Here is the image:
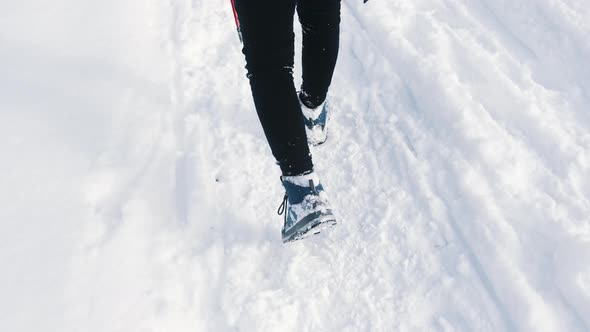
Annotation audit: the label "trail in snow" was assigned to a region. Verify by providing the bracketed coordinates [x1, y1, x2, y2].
[1, 0, 590, 331]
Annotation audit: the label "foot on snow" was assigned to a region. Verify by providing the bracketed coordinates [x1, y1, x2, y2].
[278, 171, 337, 243]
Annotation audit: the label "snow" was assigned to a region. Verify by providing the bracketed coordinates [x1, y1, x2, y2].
[1, 0, 590, 331]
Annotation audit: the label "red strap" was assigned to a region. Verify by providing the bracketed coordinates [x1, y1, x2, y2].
[230, 0, 240, 29]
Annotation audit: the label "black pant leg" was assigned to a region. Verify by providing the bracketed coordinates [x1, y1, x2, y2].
[235, 0, 313, 176]
[297, 0, 341, 108]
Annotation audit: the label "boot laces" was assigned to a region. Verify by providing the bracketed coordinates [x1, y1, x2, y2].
[277, 193, 288, 224]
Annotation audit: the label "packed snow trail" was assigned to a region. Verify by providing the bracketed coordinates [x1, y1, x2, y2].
[1, 0, 590, 331]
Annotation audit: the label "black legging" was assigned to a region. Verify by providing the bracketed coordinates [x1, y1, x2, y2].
[234, 0, 341, 176]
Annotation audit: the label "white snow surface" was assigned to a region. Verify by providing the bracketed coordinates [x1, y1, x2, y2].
[2, 0, 590, 331]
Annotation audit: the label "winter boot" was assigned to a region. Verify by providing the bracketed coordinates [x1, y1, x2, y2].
[299, 94, 330, 146]
[277, 171, 337, 243]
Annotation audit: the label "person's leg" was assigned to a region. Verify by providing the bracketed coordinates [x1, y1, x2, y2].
[234, 0, 313, 176]
[297, 0, 341, 108]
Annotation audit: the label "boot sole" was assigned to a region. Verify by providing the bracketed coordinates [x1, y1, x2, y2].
[282, 215, 337, 243]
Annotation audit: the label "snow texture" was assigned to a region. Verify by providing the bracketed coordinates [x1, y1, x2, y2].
[1, 0, 590, 331]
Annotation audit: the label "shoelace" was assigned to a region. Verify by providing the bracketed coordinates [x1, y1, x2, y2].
[277, 193, 288, 224]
